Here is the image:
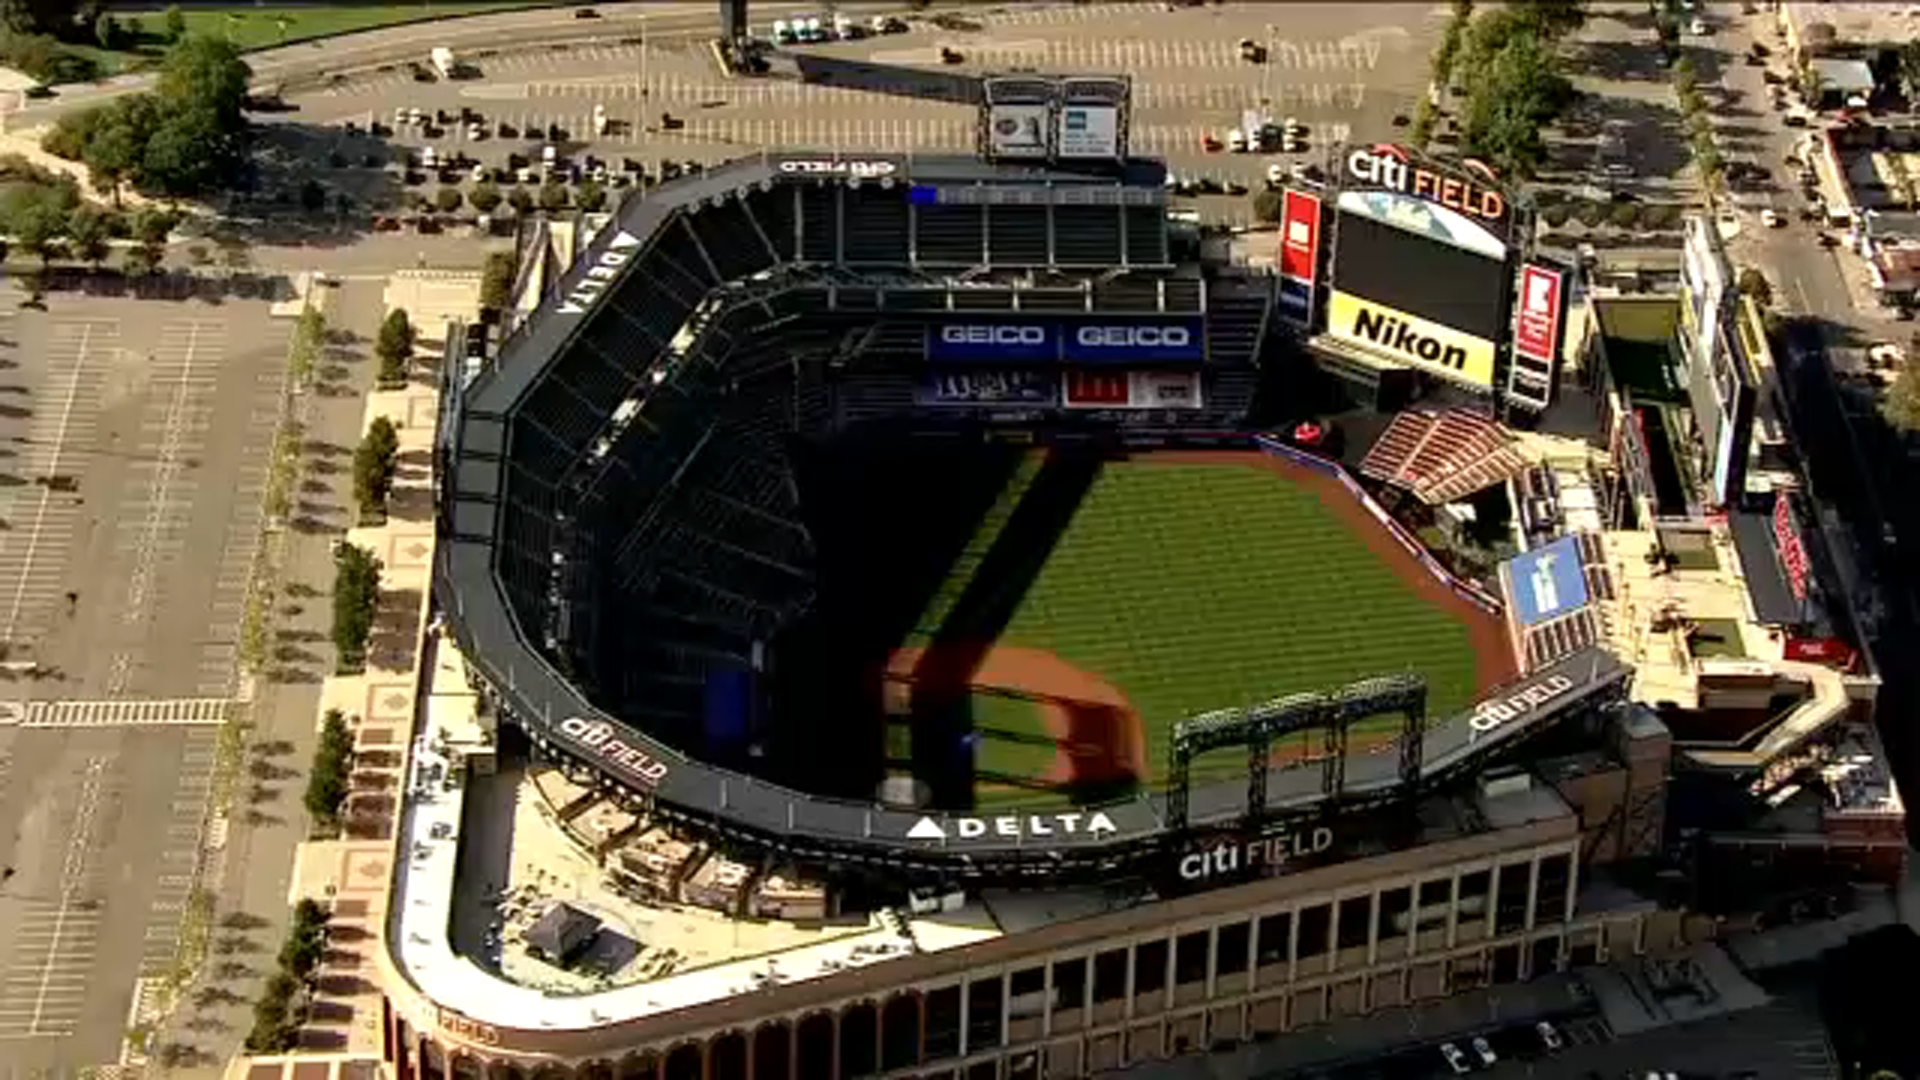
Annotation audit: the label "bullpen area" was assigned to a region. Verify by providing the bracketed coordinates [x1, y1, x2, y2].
[874, 445, 1514, 810]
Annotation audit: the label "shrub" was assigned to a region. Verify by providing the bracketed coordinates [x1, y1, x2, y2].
[1738, 267, 1773, 307]
[1250, 188, 1284, 223]
[1608, 201, 1641, 229]
[1575, 200, 1607, 227]
[469, 181, 502, 214]
[1539, 203, 1570, 228]
[480, 250, 515, 313]
[433, 187, 463, 214]
[350, 416, 400, 520]
[506, 186, 534, 214]
[374, 308, 414, 386]
[302, 710, 354, 835]
[538, 182, 568, 212]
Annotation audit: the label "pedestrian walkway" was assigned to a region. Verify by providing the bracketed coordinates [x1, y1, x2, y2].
[0, 697, 238, 728]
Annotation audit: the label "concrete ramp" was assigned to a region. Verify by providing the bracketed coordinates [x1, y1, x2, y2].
[1685, 660, 1850, 770]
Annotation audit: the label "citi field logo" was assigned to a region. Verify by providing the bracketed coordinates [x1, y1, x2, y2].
[558, 715, 670, 784]
[1350, 305, 1469, 371]
[779, 159, 897, 178]
[1467, 673, 1576, 735]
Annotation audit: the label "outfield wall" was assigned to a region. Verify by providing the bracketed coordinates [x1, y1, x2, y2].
[1254, 435, 1503, 617]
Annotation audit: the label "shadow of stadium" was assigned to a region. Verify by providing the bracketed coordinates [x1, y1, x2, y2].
[907, 448, 1107, 810]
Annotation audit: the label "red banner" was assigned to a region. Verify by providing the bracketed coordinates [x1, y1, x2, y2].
[1514, 263, 1564, 365]
[1063, 370, 1130, 406]
[1279, 189, 1321, 287]
[1785, 636, 1853, 667]
[1774, 493, 1809, 603]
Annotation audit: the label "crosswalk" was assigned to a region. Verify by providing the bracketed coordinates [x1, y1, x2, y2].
[0, 320, 113, 648]
[0, 697, 237, 729]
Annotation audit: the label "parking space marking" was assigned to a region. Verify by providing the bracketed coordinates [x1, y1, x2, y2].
[0, 756, 108, 1040]
[0, 321, 112, 646]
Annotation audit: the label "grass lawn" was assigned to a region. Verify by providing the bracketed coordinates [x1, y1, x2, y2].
[973, 461, 1482, 793]
[72, 4, 548, 75]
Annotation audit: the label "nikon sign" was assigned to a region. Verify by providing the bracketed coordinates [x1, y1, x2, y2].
[1326, 291, 1496, 389]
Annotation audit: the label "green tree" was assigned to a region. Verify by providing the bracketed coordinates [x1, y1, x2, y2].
[159, 35, 251, 125]
[141, 107, 238, 198]
[132, 206, 178, 246]
[351, 416, 401, 515]
[4, 183, 74, 266]
[433, 187, 463, 214]
[66, 204, 109, 267]
[1460, 34, 1565, 179]
[576, 180, 607, 212]
[1410, 95, 1437, 150]
[1510, 0, 1585, 38]
[506, 186, 534, 214]
[1, 0, 69, 36]
[1900, 41, 1920, 105]
[538, 182, 569, 212]
[480, 250, 516, 312]
[124, 241, 162, 277]
[302, 710, 354, 833]
[82, 97, 158, 204]
[375, 308, 415, 378]
[1250, 188, 1284, 224]
[162, 4, 185, 43]
[330, 543, 381, 671]
[1882, 357, 1920, 433]
[1737, 267, 1773, 307]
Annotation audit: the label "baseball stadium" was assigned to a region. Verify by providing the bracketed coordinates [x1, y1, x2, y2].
[385, 67, 1903, 1080]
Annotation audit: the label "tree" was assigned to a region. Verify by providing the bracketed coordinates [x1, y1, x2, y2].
[1900, 41, 1920, 105]
[159, 35, 251, 126]
[302, 710, 354, 833]
[433, 187, 463, 214]
[300, 179, 326, 212]
[1410, 95, 1437, 149]
[330, 543, 381, 671]
[1510, 0, 1585, 38]
[5, 186, 73, 267]
[141, 107, 239, 197]
[576, 180, 607, 212]
[1800, 65, 1826, 108]
[132, 206, 178, 246]
[351, 416, 400, 516]
[1882, 358, 1920, 433]
[66, 204, 109, 267]
[162, 4, 185, 43]
[1737, 267, 1773, 307]
[1250, 188, 1285, 224]
[506, 186, 534, 214]
[124, 241, 162, 277]
[82, 97, 158, 204]
[94, 13, 120, 49]
[469, 181, 502, 214]
[538, 182, 569, 212]
[480, 250, 516, 312]
[375, 308, 415, 379]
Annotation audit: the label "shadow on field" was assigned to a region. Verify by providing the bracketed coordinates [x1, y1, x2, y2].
[909, 448, 1104, 810]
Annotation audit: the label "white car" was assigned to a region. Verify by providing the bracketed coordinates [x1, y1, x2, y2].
[1536, 1020, 1564, 1051]
[1439, 1043, 1470, 1075]
[1762, 207, 1783, 227]
[1470, 1036, 1497, 1067]
[1689, 18, 1709, 35]
[1869, 342, 1905, 368]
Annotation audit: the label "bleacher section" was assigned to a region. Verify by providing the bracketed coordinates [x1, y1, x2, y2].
[1359, 408, 1532, 506]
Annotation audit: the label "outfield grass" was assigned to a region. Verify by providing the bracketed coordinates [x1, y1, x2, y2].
[977, 461, 1481, 794]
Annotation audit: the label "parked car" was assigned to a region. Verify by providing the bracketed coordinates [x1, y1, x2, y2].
[574, 7, 600, 17]
[1439, 1044, 1470, 1075]
[1536, 1020, 1564, 1051]
[1762, 207, 1783, 228]
[1470, 1036, 1497, 1067]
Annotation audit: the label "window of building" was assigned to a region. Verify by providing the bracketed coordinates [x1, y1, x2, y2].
[1415, 878, 1452, 931]
[1008, 967, 1047, 1020]
[967, 977, 1003, 1049]
[1175, 931, 1209, 985]
[1135, 938, 1168, 995]
[925, 988, 962, 1060]
[1458, 869, 1491, 927]
[1092, 948, 1129, 1003]
[1495, 860, 1532, 935]
[1255, 911, 1291, 967]
[1053, 957, 1087, 1010]
[1534, 852, 1572, 924]
[1378, 886, 1412, 941]
[1010, 966, 1044, 998]
[1217, 920, 1251, 975]
[1297, 903, 1331, 960]
[1336, 895, 1373, 951]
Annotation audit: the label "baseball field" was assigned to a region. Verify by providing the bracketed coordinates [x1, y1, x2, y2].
[882, 448, 1514, 809]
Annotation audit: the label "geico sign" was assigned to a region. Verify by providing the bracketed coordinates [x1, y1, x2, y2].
[558, 715, 670, 785]
[1180, 827, 1334, 883]
[1345, 145, 1506, 224]
[941, 325, 1049, 346]
[1074, 326, 1193, 349]
[1468, 673, 1576, 736]
[779, 159, 897, 178]
[557, 230, 644, 316]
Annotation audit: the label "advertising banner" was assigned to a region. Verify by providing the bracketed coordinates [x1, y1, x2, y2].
[1342, 143, 1511, 236]
[915, 370, 1059, 407]
[1514, 264, 1564, 366]
[1060, 319, 1204, 364]
[1774, 492, 1810, 603]
[1325, 290, 1497, 387]
[1505, 534, 1591, 628]
[1336, 188, 1507, 261]
[986, 103, 1052, 159]
[1056, 104, 1120, 158]
[926, 323, 1059, 363]
[1279, 189, 1322, 319]
[1064, 370, 1205, 409]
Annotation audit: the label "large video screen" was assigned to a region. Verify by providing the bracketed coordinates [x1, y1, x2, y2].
[1331, 210, 1509, 343]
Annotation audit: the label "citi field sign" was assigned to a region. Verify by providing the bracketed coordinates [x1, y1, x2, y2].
[1345, 144, 1509, 230]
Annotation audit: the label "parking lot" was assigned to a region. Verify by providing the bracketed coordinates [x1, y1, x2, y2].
[264, 1, 1443, 222]
[0, 724, 223, 1070]
[0, 291, 288, 701]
